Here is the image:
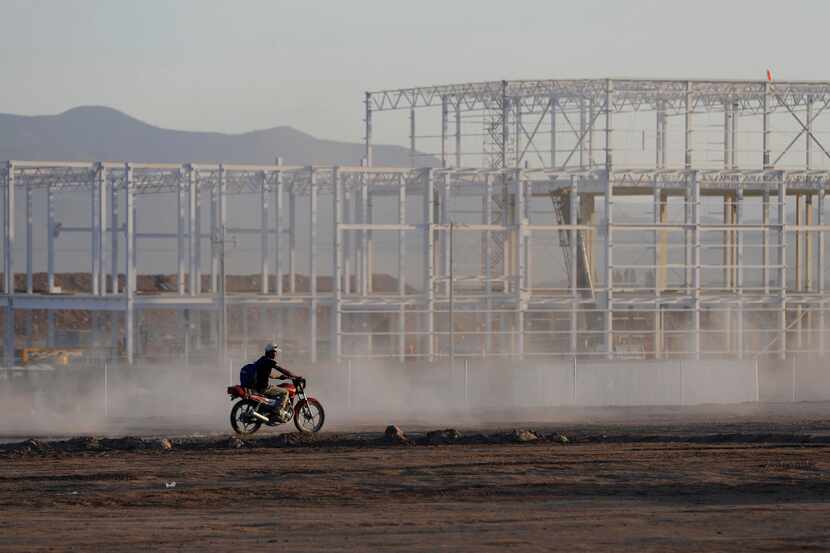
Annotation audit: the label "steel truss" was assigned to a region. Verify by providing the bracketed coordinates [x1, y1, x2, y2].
[1, 78, 829, 365]
[1, 160, 828, 365]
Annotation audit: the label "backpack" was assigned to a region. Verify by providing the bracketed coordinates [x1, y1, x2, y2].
[239, 363, 257, 389]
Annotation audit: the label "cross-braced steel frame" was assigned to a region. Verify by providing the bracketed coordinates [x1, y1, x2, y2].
[2, 78, 830, 366]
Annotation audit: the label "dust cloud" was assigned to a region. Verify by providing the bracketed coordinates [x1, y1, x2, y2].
[3, 321, 830, 439]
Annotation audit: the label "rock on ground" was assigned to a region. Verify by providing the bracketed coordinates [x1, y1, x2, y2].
[426, 428, 462, 445]
[384, 425, 410, 444]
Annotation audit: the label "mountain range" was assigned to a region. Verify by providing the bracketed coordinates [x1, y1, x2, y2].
[0, 105, 422, 166]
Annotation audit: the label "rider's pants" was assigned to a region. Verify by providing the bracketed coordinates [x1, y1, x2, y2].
[264, 385, 289, 411]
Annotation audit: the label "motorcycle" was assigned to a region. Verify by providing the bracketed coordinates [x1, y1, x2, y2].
[226, 377, 325, 435]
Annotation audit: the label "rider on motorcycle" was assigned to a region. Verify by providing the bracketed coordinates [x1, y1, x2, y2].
[253, 343, 298, 414]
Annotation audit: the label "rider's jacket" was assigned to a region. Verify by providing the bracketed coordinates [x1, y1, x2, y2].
[252, 355, 288, 392]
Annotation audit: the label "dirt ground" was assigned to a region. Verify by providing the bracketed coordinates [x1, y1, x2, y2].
[2, 412, 830, 553]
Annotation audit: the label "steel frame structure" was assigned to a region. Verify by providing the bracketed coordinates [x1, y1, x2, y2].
[2, 78, 830, 365]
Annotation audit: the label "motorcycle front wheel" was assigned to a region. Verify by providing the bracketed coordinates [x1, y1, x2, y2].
[230, 399, 263, 435]
[293, 398, 325, 434]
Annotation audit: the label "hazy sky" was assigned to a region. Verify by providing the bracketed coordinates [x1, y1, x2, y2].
[2, 0, 826, 144]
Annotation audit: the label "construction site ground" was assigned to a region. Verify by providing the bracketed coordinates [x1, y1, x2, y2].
[2, 403, 830, 552]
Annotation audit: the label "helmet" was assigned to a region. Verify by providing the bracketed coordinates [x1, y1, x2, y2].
[265, 343, 281, 359]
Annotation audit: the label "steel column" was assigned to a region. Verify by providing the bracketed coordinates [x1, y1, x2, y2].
[807, 96, 813, 170]
[360, 166, 369, 296]
[455, 100, 462, 168]
[684, 82, 693, 168]
[98, 167, 107, 296]
[398, 173, 406, 363]
[424, 169, 435, 361]
[4, 162, 15, 367]
[484, 174, 492, 355]
[91, 165, 100, 295]
[441, 96, 448, 168]
[515, 169, 525, 358]
[441, 174, 451, 297]
[691, 171, 701, 360]
[550, 95, 557, 168]
[731, 101, 739, 169]
[736, 184, 744, 358]
[308, 168, 318, 363]
[260, 171, 270, 294]
[209, 184, 217, 293]
[364, 92, 373, 167]
[778, 175, 787, 359]
[819, 189, 826, 354]
[653, 183, 663, 358]
[274, 157, 283, 296]
[25, 180, 32, 294]
[332, 167, 342, 361]
[569, 176, 578, 356]
[604, 170, 613, 358]
[501, 82, 509, 169]
[763, 189, 770, 295]
[288, 184, 296, 294]
[124, 163, 135, 365]
[110, 178, 118, 294]
[188, 166, 198, 295]
[177, 169, 186, 295]
[47, 184, 55, 293]
[724, 101, 732, 169]
[409, 108, 416, 168]
[217, 165, 227, 362]
[654, 100, 666, 169]
[763, 83, 772, 168]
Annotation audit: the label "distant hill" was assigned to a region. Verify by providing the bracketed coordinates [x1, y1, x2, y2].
[0, 105, 430, 166]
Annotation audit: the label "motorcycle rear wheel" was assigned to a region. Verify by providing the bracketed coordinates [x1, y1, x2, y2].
[294, 398, 325, 434]
[230, 399, 263, 435]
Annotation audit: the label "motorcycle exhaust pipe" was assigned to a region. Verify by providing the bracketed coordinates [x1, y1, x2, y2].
[250, 410, 270, 422]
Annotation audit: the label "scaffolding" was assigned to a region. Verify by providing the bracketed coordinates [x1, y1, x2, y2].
[3, 78, 830, 365]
